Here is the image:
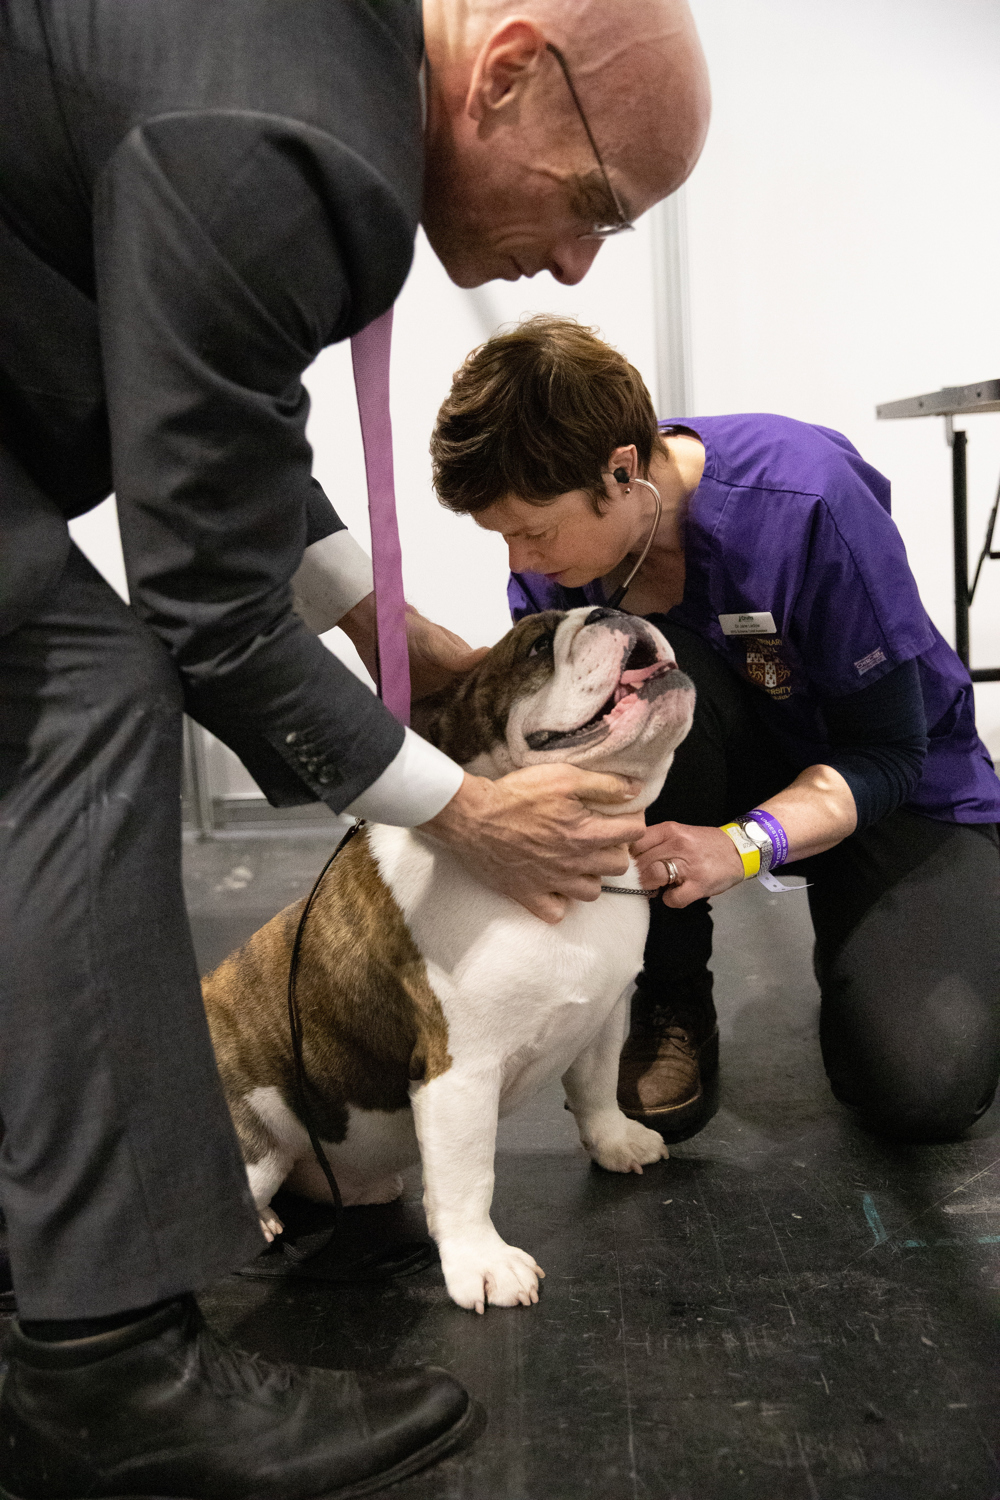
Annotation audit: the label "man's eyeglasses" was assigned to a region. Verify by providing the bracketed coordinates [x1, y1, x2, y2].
[545, 43, 634, 240]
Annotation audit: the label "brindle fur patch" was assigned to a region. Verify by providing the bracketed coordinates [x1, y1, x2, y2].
[202, 828, 452, 1151]
[416, 611, 564, 764]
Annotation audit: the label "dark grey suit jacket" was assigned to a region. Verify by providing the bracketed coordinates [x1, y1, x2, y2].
[0, 0, 425, 805]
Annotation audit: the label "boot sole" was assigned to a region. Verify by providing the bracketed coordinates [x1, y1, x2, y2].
[0, 1394, 480, 1500]
[618, 1028, 721, 1130]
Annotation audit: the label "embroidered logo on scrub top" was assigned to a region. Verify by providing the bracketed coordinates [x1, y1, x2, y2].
[744, 637, 794, 700]
[718, 612, 797, 701]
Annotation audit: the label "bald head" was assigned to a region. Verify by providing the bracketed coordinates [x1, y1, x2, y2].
[421, 0, 710, 287]
[459, 0, 709, 203]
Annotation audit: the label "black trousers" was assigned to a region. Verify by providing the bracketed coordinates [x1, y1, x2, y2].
[0, 543, 262, 1319]
[642, 622, 1000, 1142]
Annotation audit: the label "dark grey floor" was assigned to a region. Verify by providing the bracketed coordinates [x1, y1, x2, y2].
[185, 835, 1000, 1500]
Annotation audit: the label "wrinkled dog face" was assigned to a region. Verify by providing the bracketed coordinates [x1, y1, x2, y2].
[421, 608, 695, 806]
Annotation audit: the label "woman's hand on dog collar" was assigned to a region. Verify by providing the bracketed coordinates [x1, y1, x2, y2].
[419, 767, 647, 924]
[631, 821, 746, 908]
[631, 766, 859, 907]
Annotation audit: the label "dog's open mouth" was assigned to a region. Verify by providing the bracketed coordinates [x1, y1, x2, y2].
[525, 637, 678, 752]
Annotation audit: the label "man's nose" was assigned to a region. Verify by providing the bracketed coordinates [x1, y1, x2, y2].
[548, 236, 602, 286]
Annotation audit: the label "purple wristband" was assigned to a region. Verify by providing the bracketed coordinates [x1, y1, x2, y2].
[747, 808, 788, 868]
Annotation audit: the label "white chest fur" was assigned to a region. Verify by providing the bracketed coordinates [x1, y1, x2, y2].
[366, 824, 650, 1109]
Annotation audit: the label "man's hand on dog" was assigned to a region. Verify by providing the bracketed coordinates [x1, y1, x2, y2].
[420, 766, 646, 923]
[631, 821, 745, 907]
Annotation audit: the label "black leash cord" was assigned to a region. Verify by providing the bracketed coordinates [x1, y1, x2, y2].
[285, 819, 365, 1217]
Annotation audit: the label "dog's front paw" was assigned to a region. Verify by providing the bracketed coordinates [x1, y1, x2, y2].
[439, 1234, 545, 1315]
[582, 1114, 669, 1174]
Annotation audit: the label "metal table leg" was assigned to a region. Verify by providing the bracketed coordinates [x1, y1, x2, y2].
[876, 379, 1000, 682]
[950, 422, 969, 668]
[946, 418, 1000, 682]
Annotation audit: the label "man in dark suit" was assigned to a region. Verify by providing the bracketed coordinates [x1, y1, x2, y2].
[0, 0, 709, 1493]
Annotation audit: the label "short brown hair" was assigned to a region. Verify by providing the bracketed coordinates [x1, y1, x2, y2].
[430, 316, 663, 515]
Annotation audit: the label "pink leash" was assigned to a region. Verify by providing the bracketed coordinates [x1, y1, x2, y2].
[350, 308, 411, 726]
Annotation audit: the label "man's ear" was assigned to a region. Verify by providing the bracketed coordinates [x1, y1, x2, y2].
[466, 18, 548, 121]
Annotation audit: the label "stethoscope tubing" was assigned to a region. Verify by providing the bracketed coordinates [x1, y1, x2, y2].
[606, 476, 662, 610]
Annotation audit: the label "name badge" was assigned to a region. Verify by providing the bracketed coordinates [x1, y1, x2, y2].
[718, 611, 777, 636]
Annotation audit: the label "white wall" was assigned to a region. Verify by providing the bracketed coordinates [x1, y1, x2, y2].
[684, 0, 1000, 751]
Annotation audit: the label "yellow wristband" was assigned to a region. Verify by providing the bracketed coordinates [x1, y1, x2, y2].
[719, 821, 762, 879]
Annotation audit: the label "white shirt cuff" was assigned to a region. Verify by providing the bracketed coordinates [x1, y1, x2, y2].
[344, 728, 465, 827]
[291, 530, 375, 634]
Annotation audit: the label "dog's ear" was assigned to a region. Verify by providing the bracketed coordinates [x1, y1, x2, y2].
[411, 611, 567, 768]
[410, 659, 489, 751]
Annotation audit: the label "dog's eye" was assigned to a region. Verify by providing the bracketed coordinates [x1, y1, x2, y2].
[527, 632, 554, 659]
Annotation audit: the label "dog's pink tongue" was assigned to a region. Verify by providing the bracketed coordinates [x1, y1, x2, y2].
[612, 661, 673, 707]
[620, 662, 672, 687]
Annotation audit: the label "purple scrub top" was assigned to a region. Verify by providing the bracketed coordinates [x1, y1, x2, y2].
[508, 413, 1000, 824]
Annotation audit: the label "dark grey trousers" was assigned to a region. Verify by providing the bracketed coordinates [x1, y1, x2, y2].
[644, 620, 1000, 1142]
[0, 543, 263, 1319]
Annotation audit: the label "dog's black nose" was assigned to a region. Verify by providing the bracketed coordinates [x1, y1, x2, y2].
[584, 607, 621, 626]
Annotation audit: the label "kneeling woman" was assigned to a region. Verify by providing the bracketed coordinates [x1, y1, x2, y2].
[430, 316, 1000, 1143]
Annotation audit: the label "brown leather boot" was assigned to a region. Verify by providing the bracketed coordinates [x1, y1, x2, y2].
[617, 988, 719, 1132]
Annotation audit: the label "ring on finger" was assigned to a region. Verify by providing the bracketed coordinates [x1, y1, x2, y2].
[663, 859, 681, 888]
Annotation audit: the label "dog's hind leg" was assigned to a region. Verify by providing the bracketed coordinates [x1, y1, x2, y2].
[246, 1154, 294, 1242]
[562, 989, 670, 1174]
[411, 1068, 544, 1315]
[231, 1088, 304, 1242]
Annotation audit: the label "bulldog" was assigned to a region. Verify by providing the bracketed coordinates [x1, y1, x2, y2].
[201, 606, 695, 1313]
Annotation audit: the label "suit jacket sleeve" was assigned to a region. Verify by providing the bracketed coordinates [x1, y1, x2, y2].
[93, 110, 417, 807]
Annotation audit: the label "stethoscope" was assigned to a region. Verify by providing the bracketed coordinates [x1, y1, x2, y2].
[605, 467, 663, 610]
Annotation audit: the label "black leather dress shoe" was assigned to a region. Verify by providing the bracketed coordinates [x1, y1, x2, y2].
[0, 1296, 472, 1500]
